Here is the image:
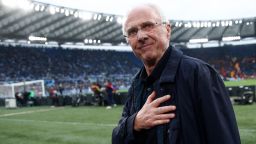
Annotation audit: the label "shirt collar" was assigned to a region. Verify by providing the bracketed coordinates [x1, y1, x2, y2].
[140, 46, 172, 85]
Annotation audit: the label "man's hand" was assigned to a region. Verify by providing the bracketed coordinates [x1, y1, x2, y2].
[134, 91, 176, 131]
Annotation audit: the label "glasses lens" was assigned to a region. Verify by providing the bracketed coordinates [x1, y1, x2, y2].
[125, 21, 161, 38]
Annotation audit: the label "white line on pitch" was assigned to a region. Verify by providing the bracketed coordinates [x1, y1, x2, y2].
[0, 107, 64, 118]
[0, 118, 117, 127]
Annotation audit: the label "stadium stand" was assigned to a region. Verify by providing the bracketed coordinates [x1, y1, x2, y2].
[1, 44, 255, 84]
[182, 44, 256, 80]
[0, 0, 255, 106]
[0, 43, 255, 99]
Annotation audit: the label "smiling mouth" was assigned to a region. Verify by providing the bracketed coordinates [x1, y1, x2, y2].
[139, 44, 152, 49]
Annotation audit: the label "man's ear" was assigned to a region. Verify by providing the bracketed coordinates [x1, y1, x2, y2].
[166, 23, 171, 38]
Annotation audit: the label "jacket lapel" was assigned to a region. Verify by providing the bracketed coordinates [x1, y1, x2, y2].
[159, 47, 183, 84]
[133, 79, 144, 112]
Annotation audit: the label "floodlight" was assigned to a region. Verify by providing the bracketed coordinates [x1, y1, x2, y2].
[65, 10, 69, 16]
[221, 21, 225, 26]
[117, 17, 123, 24]
[79, 12, 92, 20]
[196, 22, 200, 28]
[34, 4, 40, 11]
[222, 36, 241, 41]
[55, 7, 60, 13]
[216, 21, 220, 27]
[97, 15, 102, 20]
[93, 14, 98, 20]
[40, 5, 45, 11]
[207, 22, 211, 27]
[200, 22, 204, 27]
[109, 17, 113, 22]
[229, 21, 233, 26]
[225, 21, 229, 26]
[49, 6, 56, 15]
[184, 22, 192, 28]
[187, 22, 192, 28]
[28, 36, 47, 41]
[60, 8, 65, 13]
[175, 22, 179, 27]
[70, 10, 74, 15]
[189, 38, 208, 43]
[106, 16, 110, 21]
[74, 11, 79, 18]
[192, 22, 197, 27]
[204, 22, 208, 27]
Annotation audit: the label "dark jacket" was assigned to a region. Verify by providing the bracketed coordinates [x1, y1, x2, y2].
[112, 47, 241, 144]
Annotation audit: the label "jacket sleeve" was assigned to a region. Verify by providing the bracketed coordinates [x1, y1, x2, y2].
[196, 63, 241, 144]
[112, 86, 138, 144]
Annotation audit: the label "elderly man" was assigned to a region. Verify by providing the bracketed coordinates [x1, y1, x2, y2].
[112, 3, 241, 144]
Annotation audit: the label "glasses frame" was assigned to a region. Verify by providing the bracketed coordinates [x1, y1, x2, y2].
[123, 21, 166, 39]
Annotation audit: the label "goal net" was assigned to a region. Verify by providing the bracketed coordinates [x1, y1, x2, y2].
[0, 80, 45, 99]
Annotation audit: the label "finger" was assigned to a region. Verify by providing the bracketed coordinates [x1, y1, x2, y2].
[155, 113, 175, 120]
[152, 95, 171, 107]
[152, 119, 170, 126]
[145, 91, 156, 104]
[155, 105, 176, 114]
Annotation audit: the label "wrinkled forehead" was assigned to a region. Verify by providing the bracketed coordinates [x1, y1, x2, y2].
[124, 6, 161, 29]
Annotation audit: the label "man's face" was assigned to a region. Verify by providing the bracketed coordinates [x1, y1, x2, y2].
[124, 6, 171, 65]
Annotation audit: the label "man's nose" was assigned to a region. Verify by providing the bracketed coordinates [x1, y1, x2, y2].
[136, 30, 148, 41]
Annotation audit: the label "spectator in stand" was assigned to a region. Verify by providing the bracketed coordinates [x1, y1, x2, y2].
[0, 44, 254, 84]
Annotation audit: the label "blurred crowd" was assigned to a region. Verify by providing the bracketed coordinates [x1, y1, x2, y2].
[182, 44, 256, 80]
[0, 44, 255, 95]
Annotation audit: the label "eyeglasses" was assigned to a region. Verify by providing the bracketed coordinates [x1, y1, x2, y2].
[124, 21, 166, 39]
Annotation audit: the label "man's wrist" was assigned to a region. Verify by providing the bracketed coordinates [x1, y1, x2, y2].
[134, 113, 142, 131]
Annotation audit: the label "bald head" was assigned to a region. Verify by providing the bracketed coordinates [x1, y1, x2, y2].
[122, 4, 168, 35]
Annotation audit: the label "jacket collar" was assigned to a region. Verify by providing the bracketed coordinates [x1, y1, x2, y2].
[133, 45, 183, 83]
[159, 46, 183, 83]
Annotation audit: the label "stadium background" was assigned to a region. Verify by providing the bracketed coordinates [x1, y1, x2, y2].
[0, 0, 255, 144]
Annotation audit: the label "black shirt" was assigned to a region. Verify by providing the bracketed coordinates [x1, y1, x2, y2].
[135, 47, 172, 144]
[139, 46, 171, 107]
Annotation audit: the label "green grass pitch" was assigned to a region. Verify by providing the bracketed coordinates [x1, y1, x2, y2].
[224, 79, 256, 87]
[116, 79, 256, 93]
[0, 105, 256, 144]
